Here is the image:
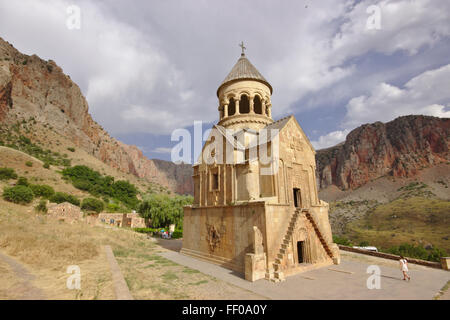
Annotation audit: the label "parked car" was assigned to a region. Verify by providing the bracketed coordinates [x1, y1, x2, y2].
[353, 246, 378, 252]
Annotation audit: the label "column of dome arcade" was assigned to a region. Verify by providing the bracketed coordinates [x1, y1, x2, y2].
[219, 93, 272, 119]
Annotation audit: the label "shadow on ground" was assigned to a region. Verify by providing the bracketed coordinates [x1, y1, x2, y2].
[155, 238, 183, 252]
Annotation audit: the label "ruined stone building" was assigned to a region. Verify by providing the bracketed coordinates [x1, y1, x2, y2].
[181, 48, 340, 282]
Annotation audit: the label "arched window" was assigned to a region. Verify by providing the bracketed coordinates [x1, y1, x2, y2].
[240, 94, 250, 114]
[228, 98, 236, 116]
[254, 95, 262, 114]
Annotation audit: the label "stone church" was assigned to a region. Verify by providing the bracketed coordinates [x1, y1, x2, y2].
[181, 47, 340, 282]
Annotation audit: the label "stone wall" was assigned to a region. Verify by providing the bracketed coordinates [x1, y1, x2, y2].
[182, 202, 266, 273]
[127, 213, 146, 228]
[98, 213, 127, 227]
[339, 245, 443, 269]
[47, 202, 83, 223]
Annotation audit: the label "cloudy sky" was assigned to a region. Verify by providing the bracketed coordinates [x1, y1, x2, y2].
[1, 0, 449, 161]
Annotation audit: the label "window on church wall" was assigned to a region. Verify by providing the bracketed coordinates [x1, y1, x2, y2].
[193, 176, 200, 204]
[254, 95, 262, 114]
[240, 94, 250, 114]
[212, 173, 219, 190]
[228, 98, 236, 116]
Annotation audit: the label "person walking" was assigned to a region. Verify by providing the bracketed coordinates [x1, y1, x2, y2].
[399, 256, 411, 281]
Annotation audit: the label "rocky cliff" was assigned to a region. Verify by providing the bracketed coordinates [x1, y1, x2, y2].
[0, 37, 193, 195]
[316, 115, 450, 190]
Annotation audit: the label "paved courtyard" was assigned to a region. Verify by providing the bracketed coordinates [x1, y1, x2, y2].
[157, 239, 449, 300]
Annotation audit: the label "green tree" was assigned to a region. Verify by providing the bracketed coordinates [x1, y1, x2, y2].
[49, 192, 80, 206]
[387, 243, 447, 262]
[332, 236, 352, 246]
[62, 165, 139, 209]
[17, 177, 29, 186]
[3, 185, 34, 204]
[81, 198, 104, 214]
[139, 194, 193, 229]
[0, 168, 18, 180]
[35, 199, 48, 213]
[30, 184, 55, 198]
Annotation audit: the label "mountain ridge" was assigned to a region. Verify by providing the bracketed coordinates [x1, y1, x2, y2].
[0, 37, 193, 195]
[316, 115, 450, 191]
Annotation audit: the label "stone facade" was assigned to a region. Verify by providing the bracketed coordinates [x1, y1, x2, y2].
[441, 257, 450, 270]
[98, 213, 127, 227]
[45, 202, 146, 229]
[181, 50, 340, 282]
[97, 213, 146, 228]
[47, 202, 83, 223]
[126, 213, 146, 228]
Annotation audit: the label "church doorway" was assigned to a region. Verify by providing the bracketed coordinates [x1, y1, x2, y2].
[297, 241, 304, 263]
[293, 188, 301, 208]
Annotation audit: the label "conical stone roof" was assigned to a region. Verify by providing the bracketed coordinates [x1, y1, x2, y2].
[217, 53, 272, 96]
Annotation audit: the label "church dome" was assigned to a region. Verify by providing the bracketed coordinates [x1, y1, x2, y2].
[217, 53, 273, 97]
[216, 45, 274, 130]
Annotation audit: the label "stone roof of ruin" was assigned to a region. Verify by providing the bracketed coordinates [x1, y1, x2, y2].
[217, 53, 273, 96]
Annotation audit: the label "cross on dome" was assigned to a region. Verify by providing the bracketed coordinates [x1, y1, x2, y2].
[239, 41, 246, 56]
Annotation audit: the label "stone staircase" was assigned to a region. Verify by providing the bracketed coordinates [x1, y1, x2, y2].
[270, 209, 302, 282]
[304, 210, 334, 259]
[268, 208, 334, 282]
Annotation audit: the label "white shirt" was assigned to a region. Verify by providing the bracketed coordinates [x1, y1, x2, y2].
[399, 259, 408, 272]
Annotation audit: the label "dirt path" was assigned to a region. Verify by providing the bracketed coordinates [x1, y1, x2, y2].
[0, 251, 46, 300]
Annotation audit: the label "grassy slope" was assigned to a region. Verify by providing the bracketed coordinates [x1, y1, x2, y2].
[331, 181, 450, 254]
[0, 124, 259, 299]
[0, 146, 89, 197]
[0, 119, 167, 195]
[344, 197, 450, 253]
[0, 198, 261, 300]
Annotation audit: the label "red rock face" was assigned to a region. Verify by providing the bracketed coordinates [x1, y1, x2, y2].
[0, 80, 12, 122]
[316, 116, 450, 190]
[0, 37, 193, 195]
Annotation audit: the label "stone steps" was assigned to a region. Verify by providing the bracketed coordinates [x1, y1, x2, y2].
[270, 209, 302, 281]
[305, 212, 333, 258]
[268, 209, 335, 281]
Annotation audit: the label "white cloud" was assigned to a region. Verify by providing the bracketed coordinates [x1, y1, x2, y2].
[312, 63, 450, 149]
[152, 147, 172, 154]
[311, 129, 350, 150]
[331, 0, 450, 58]
[343, 63, 450, 128]
[0, 0, 197, 135]
[0, 0, 449, 140]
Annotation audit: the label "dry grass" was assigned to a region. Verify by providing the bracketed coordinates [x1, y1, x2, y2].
[0, 201, 98, 268]
[0, 122, 157, 192]
[0, 198, 140, 299]
[115, 249, 264, 300]
[0, 199, 262, 300]
[0, 147, 88, 197]
[433, 280, 450, 300]
[0, 260, 23, 299]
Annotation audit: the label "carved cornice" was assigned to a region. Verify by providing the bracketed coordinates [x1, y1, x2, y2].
[218, 114, 273, 127]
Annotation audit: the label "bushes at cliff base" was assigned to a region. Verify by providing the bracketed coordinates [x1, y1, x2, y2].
[3, 185, 34, 204]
